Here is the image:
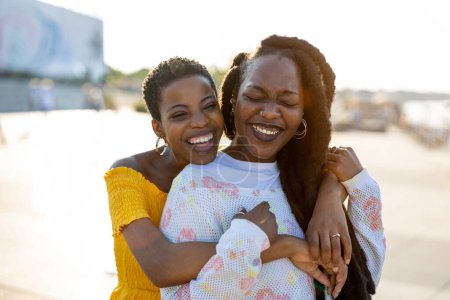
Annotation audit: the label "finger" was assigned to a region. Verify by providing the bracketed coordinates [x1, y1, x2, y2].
[252, 201, 270, 213]
[327, 272, 336, 296]
[332, 263, 348, 298]
[340, 229, 352, 265]
[319, 232, 332, 266]
[259, 201, 271, 209]
[346, 146, 355, 155]
[326, 153, 342, 162]
[310, 267, 331, 288]
[307, 231, 320, 263]
[330, 235, 342, 271]
[325, 161, 338, 175]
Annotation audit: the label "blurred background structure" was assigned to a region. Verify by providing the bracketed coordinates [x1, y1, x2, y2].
[0, 0, 449, 299]
[0, 0, 104, 112]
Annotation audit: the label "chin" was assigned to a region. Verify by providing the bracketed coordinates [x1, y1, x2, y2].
[191, 151, 218, 165]
[250, 149, 277, 162]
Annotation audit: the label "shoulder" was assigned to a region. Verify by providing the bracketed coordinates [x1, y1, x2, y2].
[110, 150, 158, 173]
[110, 156, 141, 172]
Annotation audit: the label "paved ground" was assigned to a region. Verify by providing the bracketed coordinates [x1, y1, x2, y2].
[0, 110, 449, 299]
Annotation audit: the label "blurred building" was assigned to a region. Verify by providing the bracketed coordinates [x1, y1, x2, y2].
[0, 0, 105, 112]
[400, 99, 450, 148]
[331, 90, 397, 133]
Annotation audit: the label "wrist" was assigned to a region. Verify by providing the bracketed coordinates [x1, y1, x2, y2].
[318, 173, 347, 204]
[272, 235, 297, 258]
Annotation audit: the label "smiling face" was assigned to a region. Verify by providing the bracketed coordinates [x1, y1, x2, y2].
[153, 75, 224, 165]
[231, 54, 304, 162]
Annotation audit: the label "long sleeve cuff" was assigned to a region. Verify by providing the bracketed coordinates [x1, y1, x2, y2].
[341, 168, 372, 193]
[221, 218, 270, 252]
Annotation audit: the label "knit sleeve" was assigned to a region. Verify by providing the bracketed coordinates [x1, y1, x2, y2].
[105, 167, 153, 236]
[342, 169, 386, 286]
[159, 171, 270, 299]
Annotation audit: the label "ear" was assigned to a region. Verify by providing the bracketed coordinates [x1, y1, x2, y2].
[151, 119, 165, 139]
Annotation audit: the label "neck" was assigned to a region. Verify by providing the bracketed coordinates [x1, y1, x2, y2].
[224, 137, 276, 163]
[161, 148, 188, 178]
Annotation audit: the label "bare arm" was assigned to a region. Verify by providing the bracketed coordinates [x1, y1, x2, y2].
[122, 218, 215, 288]
[306, 170, 351, 267]
[123, 218, 302, 288]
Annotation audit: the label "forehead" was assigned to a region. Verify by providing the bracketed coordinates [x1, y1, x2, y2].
[160, 75, 214, 104]
[242, 55, 300, 90]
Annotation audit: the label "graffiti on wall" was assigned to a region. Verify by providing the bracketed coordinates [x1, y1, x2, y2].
[0, 0, 104, 83]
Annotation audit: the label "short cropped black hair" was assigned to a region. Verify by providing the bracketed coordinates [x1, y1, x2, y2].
[142, 57, 217, 121]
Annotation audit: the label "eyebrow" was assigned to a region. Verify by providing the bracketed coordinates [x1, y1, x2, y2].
[166, 94, 216, 113]
[247, 84, 299, 96]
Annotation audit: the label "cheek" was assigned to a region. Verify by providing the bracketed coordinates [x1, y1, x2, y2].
[286, 109, 303, 131]
[162, 124, 184, 147]
[211, 110, 224, 127]
[234, 101, 258, 125]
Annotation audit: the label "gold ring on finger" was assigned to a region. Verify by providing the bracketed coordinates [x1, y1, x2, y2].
[330, 233, 341, 239]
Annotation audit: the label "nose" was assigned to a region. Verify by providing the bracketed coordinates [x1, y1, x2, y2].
[260, 103, 280, 119]
[190, 110, 209, 128]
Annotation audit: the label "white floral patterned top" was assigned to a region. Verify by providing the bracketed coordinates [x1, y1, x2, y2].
[160, 152, 385, 299]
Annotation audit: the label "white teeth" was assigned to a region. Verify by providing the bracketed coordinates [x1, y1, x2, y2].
[188, 133, 213, 144]
[252, 125, 279, 135]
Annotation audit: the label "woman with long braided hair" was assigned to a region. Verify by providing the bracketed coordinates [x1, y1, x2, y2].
[160, 35, 385, 299]
[106, 56, 355, 299]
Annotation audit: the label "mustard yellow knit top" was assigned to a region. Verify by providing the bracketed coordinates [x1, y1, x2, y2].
[105, 167, 167, 300]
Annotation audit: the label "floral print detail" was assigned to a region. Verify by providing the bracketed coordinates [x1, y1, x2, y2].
[198, 282, 212, 293]
[252, 258, 262, 267]
[279, 219, 297, 235]
[189, 180, 197, 189]
[160, 208, 171, 229]
[181, 186, 187, 193]
[252, 189, 261, 197]
[285, 271, 298, 286]
[306, 275, 315, 295]
[363, 196, 383, 231]
[187, 195, 195, 207]
[240, 277, 256, 290]
[202, 256, 224, 273]
[177, 228, 197, 242]
[256, 288, 290, 300]
[176, 284, 191, 300]
[202, 176, 239, 198]
[228, 250, 246, 260]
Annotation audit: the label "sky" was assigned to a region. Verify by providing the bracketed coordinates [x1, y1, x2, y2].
[41, 0, 450, 93]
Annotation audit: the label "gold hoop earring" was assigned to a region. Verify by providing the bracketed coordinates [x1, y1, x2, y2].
[294, 119, 307, 139]
[155, 137, 168, 155]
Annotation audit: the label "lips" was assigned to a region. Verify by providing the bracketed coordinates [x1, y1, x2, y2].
[250, 123, 283, 142]
[186, 132, 216, 153]
[187, 132, 213, 144]
[252, 124, 280, 135]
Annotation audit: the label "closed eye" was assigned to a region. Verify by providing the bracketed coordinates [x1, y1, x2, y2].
[170, 112, 187, 120]
[281, 101, 298, 107]
[245, 95, 264, 102]
[204, 102, 218, 110]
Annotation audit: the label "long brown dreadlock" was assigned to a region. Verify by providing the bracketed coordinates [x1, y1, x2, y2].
[219, 35, 375, 300]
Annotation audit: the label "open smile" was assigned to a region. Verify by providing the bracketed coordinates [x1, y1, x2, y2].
[186, 132, 216, 153]
[250, 123, 283, 141]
